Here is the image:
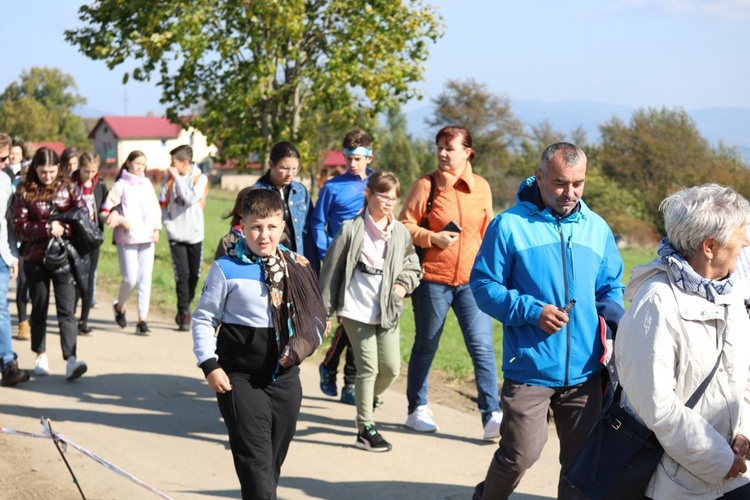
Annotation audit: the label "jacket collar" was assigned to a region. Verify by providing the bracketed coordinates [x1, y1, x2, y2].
[516, 176, 584, 222]
[434, 162, 476, 192]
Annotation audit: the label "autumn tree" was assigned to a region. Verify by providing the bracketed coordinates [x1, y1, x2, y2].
[0, 67, 89, 148]
[427, 78, 524, 205]
[598, 107, 750, 233]
[65, 0, 443, 164]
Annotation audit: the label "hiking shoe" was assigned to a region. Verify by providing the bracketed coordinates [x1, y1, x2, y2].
[65, 356, 87, 381]
[406, 405, 439, 432]
[135, 321, 151, 336]
[356, 423, 392, 452]
[78, 321, 93, 336]
[113, 302, 127, 328]
[341, 385, 355, 405]
[483, 411, 503, 440]
[319, 363, 338, 397]
[16, 320, 30, 340]
[1, 360, 30, 387]
[177, 312, 191, 331]
[34, 353, 49, 376]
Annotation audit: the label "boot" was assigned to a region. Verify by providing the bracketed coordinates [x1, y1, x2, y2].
[178, 312, 191, 332]
[16, 320, 30, 341]
[1, 360, 30, 387]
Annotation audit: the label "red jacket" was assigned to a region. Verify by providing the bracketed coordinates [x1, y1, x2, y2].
[12, 182, 82, 262]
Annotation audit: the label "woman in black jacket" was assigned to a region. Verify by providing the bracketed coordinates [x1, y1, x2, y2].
[12, 147, 88, 380]
[70, 152, 108, 335]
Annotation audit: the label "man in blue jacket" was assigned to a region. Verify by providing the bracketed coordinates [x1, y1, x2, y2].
[470, 142, 625, 500]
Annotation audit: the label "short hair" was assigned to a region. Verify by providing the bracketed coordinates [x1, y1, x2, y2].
[435, 126, 475, 160]
[539, 142, 586, 172]
[11, 140, 28, 159]
[170, 144, 193, 163]
[223, 186, 255, 226]
[242, 188, 284, 219]
[269, 141, 300, 165]
[60, 147, 80, 169]
[79, 152, 101, 169]
[660, 183, 750, 259]
[343, 130, 373, 151]
[367, 170, 401, 199]
[0, 133, 11, 151]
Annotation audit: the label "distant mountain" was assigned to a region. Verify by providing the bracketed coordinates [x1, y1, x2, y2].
[405, 100, 750, 163]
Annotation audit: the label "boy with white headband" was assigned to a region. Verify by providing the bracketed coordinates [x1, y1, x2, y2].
[311, 129, 375, 405]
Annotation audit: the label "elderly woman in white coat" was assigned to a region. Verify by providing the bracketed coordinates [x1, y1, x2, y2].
[616, 184, 750, 500]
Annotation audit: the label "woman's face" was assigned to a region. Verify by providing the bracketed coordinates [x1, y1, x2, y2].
[128, 155, 147, 176]
[707, 224, 750, 279]
[65, 156, 79, 174]
[36, 164, 60, 186]
[436, 136, 471, 174]
[269, 157, 299, 188]
[9, 146, 23, 165]
[78, 163, 99, 184]
[366, 187, 398, 220]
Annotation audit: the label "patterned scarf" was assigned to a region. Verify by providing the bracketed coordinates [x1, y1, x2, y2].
[231, 238, 325, 367]
[657, 237, 733, 303]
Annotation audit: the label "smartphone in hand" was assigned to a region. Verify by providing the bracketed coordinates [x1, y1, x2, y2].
[441, 220, 463, 233]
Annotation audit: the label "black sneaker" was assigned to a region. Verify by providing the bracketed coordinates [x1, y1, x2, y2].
[356, 423, 392, 452]
[1, 360, 31, 387]
[113, 302, 127, 328]
[78, 321, 93, 336]
[135, 321, 151, 336]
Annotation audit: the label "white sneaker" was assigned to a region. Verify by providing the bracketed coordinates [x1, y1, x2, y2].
[406, 405, 439, 432]
[483, 411, 503, 440]
[65, 356, 87, 381]
[34, 353, 49, 376]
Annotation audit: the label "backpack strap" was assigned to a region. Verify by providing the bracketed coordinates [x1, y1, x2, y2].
[419, 173, 436, 229]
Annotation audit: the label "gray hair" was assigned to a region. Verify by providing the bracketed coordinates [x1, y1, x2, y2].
[660, 183, 750, 259]
[539, 142, 586, 172]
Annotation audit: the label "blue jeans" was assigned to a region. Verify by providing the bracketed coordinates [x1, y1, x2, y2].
[407, 280, 500, 423]
[0, 262, 15, 367]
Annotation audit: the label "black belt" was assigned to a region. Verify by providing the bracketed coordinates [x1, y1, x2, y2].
[356, 261, 383, 275]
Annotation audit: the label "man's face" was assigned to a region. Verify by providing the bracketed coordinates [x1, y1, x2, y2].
[9, 146, 23, 165]
[535, 154, 586, 217]
[0, 146, 9, 168]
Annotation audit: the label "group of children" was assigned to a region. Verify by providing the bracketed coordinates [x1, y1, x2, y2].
[191, 129, 424, 498]
[3, 143, 208, 380]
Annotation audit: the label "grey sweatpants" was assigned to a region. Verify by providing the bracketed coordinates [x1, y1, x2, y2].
[473, 373, 603, 500]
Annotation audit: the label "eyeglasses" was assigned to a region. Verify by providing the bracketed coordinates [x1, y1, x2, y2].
[374, 192, 399, 204]
[277, 166, 299, 173]
[0, 156, 8, 163]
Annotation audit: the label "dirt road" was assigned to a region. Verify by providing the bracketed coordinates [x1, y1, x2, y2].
[0, 288, 560, 499]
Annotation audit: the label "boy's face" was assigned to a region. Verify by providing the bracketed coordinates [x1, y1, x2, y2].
[345, 154, 373, 179]
[9, 146, 23, 165]
[170, 156, 192, 175]
[242, 211, 285, 257]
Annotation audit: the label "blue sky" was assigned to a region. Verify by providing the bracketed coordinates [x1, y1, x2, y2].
[3, 0, 749, 116]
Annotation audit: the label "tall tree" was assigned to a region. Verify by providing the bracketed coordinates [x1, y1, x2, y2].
[598, 107, 750, 233]
[427, 78, 524, 205]
[65, 0, 443, 164]
[0, 67, 89, 148]
[376, 107, 426, 190]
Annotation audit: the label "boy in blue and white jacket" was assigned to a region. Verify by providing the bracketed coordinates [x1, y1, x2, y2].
[192, 189, 325, 499]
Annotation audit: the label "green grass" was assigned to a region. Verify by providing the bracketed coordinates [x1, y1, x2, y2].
[96, 186, 657, 382]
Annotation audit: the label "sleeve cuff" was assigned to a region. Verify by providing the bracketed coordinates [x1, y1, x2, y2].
[199, 358, 221, 377]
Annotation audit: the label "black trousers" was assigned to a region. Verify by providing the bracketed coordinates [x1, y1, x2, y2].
[15, 256, 28, 322]
[169, 240, 202, 314]
[217, 368, 302, 500]
[321, 324, 356, 387]
[76, 247, 99, 325]
[25, 260, 78, 359]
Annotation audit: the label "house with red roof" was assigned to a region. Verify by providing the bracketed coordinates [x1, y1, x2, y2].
[88, 116, 217, 170]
